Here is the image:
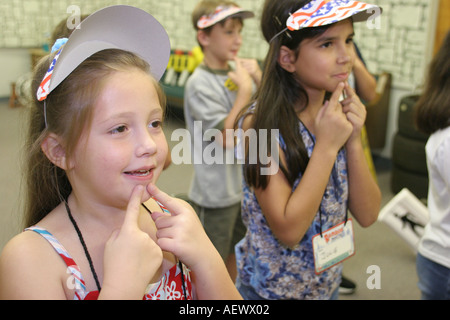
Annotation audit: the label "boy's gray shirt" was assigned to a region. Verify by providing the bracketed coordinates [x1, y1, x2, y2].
[183, 65, 243, 208]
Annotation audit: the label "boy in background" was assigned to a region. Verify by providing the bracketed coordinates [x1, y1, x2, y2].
[184, 0, 261, 280]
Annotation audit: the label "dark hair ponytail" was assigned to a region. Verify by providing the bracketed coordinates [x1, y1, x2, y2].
[415, 31, 450, 135]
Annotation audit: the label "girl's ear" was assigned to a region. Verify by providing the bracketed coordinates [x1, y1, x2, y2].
[278, 45, 296, 73]
[41, 134, 70, 170]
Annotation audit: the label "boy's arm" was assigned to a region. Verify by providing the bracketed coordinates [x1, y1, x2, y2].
[240, 58, 262, 88]
[220, 58, 254, 148]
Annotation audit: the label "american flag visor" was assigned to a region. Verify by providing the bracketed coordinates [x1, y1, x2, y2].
[286, 0, 381, 31]
[36, 5, 170, 102]
[37, 47, 63, 102]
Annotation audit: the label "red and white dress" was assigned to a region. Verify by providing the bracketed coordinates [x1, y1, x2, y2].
[24, 225, 193, 300]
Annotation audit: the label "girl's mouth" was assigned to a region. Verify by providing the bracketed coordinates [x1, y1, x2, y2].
[124, 169, 151, 177]
[334, 73, 349, 81]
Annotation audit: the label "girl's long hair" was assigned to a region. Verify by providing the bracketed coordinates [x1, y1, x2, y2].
[25, 49, 166, 228]
[241, 0, 330, 189]
[415, 30, 450, 135]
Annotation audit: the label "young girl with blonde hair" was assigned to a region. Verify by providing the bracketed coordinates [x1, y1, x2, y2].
[0, 6, 240, 300]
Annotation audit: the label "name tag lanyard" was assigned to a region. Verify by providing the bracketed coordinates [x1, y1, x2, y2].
[301, 122, 356, 274]
[301, 122, 349, 236]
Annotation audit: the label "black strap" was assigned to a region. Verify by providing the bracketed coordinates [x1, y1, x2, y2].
[299, 120, 348, 237]
[64, 200, 102, 291]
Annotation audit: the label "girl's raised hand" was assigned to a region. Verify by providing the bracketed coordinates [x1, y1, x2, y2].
[340, 82, 367, 143]
[315, 82, 353, 153]
[147, 183, 218, 272]
[147, 184, 242, 300]
[102, 185, 163, 299]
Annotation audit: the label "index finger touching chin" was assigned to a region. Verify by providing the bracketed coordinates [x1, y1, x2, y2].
[146, 183, 182, 216]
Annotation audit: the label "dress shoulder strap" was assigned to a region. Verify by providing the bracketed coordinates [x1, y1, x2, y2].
[24, 226, 88, 299]
[25, 226, 78, 268]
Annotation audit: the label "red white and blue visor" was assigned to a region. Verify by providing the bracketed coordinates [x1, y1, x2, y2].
[37, 5, 170, 102]
[287, 0, 381, 31]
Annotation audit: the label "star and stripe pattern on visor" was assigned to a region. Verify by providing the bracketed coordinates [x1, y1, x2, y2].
[25, 226, 89, 300]
[36, 47, 63, 102]
[287, 0, 378, 31]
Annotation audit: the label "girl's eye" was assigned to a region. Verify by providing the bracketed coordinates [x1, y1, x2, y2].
[149, 120, 162, 129]
[110, 125, 128, 134]
[321, 41, 332, 48]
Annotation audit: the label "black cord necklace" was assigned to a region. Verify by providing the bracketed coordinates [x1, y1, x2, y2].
[64, 200, 102, 291]
[299, 120, 349, 238]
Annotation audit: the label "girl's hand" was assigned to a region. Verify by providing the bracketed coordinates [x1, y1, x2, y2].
[148, 184, 242, 300]
[147, 184, 218, 272]
[315, 82, 353, 153]
[102, 185, 163, 299]
[341, 82, 367, 143]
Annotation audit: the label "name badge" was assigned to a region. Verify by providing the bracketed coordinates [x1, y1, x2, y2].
[312, 219, 355, 274]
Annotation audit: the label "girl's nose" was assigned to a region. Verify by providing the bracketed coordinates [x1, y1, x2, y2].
[337, 52, 351, 64]
[337, 44, 353, 65]
[136, 131, 157, 157]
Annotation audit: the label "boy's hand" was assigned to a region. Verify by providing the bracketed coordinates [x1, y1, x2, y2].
[228, 57, 253, 93]
[239, 58, 262, 86]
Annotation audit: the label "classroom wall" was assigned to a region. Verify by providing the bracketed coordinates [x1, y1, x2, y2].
[0, 0, 440, 157]
[0, 0, 266, 95]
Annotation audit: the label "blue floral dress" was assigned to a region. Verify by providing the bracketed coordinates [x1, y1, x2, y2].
[235, 121, 349, 300]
